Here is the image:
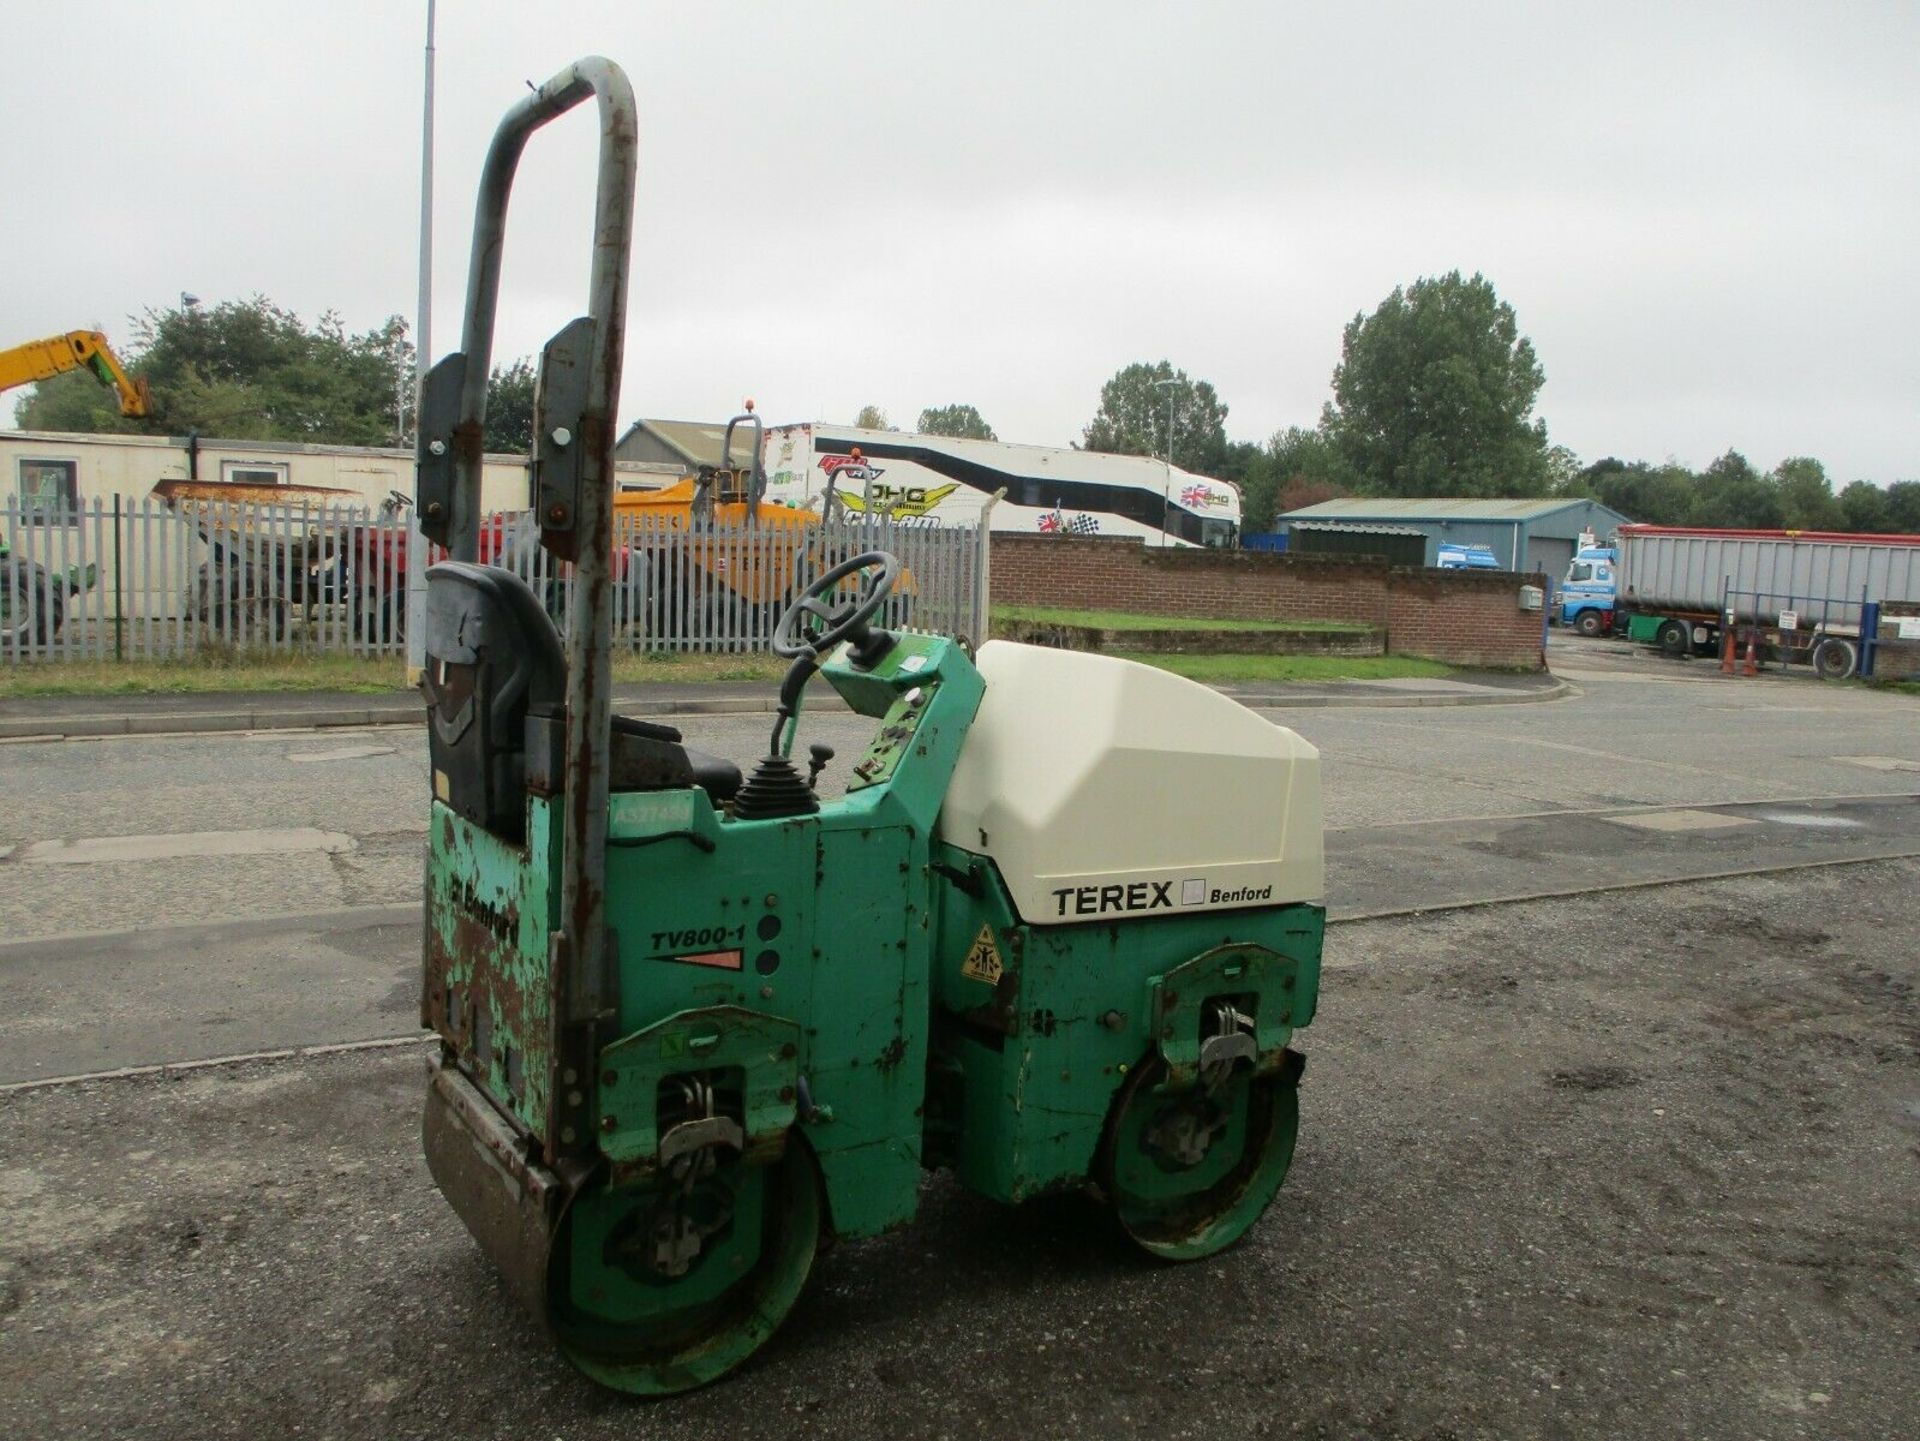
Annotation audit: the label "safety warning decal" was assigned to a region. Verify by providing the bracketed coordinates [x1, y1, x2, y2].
[958, 924, 1004, 985]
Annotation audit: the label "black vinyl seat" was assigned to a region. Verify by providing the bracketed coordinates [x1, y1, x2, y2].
[424, 563, 742, 840]
[612, 714, 742, 802]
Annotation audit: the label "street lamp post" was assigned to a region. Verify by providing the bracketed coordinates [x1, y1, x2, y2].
[405, 0, 436, 682]
[1154, 377, 1180, 548]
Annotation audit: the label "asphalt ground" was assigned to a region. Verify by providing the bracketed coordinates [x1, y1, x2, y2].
[1, 860, 1914, 1441]
[1, 639, 1916, 1437]
[5, 790, 1919, 1086]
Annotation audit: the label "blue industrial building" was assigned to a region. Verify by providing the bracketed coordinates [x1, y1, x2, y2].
[1273, 497, 1632, 577]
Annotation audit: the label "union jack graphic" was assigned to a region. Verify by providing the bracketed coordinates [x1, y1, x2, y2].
[1038, 509, 1099, 535]
[1180, 483, 1217, 509]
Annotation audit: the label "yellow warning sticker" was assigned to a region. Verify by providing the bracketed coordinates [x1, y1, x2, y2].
[959, 924, 1004, 985]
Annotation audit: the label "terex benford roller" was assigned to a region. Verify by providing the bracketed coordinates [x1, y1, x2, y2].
[416, 56, 1326, 1395]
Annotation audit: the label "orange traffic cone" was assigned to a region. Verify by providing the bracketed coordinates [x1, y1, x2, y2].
[1720, 628, 1736, 675]
[1741, 628, 1759, 677]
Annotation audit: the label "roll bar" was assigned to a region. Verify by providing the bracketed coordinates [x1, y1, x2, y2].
[694, 403, 768, 521]
[415, 56, 637, 1036]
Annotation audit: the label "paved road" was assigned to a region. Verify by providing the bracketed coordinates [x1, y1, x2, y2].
[2, 859, 1913, 1441]
[2, 647, 1916, 1438]
[2, 652, 1917, 1082]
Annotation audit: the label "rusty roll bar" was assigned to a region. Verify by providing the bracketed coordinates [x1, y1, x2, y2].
[444, 56, 637, 1044]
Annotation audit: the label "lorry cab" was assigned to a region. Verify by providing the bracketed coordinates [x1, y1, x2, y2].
[1558, 545, 1618, 636]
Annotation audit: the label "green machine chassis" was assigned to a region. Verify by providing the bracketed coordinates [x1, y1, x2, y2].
[416, 56, 1324, 1396]
[425, 629, 1323, 1389]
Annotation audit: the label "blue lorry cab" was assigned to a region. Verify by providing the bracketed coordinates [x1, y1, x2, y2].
[1558, 546, 1618, 632]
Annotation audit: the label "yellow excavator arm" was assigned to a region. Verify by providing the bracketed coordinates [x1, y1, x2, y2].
[0, 330, 153, 418]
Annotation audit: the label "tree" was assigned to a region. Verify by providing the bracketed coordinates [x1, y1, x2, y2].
[1567, 457, 1694, 526]
[1252, 426, 1343, 528]
[1883, 481, 1920, 532]
[1321, 271, 1551, 497]
[1837, 480, 1891, 533]
[1080, 361, 1230, 474]
[916, 404, 995, 441]
[1768, 456, 1839, 531]
[853, 405, 894, 431]
[483, 358, 536, 453]
[1689, 450, 1781, 528]
[12, 295, 412, 446]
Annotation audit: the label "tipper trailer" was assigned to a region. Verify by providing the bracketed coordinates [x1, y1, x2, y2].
[1563, 524, 1920, 678]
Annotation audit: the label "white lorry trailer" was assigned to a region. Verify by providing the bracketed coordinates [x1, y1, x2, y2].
[761, 422, 1242, 547]
[1610, 523, 1920, 677]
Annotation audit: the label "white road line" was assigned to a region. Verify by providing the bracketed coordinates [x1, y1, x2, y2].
[0, 1033, 432, 1095]
[9, 848, 1920, 1092]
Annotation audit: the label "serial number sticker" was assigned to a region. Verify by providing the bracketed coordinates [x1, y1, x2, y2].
[610, 790, 698, 832]
[899, 653, 929, 673]
[959, 924, 1003, 985]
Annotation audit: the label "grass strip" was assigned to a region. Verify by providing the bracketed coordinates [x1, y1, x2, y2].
[1110, 651, 1458, 684]
[1, 648, 787, 697]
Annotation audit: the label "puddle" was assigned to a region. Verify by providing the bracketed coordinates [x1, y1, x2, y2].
[1752, 811, 1866, 830]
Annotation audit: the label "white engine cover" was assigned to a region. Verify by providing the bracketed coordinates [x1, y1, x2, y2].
[937, 641, 1323, 926]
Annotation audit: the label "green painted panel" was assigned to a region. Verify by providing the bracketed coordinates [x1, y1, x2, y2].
[928, 843, 1324, 1204]
[598, 1006, 801, 1173]
[424, 798, 562, 1138]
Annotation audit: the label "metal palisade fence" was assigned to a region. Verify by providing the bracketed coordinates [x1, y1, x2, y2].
[0, 497, 988, 663]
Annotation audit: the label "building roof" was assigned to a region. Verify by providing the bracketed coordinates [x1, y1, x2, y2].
[616, 417, 760, 469]
[1279, 497, 1619, 523]
[1287, 520, 1427, 537]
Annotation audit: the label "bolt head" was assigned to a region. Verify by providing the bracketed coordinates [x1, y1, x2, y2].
[428, 439, 447, 456]
[550, 426, 572, 448]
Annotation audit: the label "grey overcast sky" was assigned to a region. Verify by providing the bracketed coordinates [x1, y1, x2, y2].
[3, 2, 1914, 482]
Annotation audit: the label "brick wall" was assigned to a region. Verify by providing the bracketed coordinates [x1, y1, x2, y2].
[990, 536, 1546, 669]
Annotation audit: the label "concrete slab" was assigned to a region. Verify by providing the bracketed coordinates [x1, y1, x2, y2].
[15, 827, 355, 865]
[283, 743, 398, 763]
[1602, 808, 1757, 833]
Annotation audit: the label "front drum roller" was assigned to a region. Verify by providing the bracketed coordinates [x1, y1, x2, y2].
[547, 1136, 824, 1395]
[1098, 1049, 1303, 1262]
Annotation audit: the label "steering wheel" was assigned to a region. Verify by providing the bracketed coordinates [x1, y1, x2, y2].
[772, 551, 901, 659]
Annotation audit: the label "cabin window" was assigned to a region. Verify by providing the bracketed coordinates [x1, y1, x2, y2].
[15, 458, 78, 517]
[219, 460, 289, 487]
[1567, 561, 1594, 583]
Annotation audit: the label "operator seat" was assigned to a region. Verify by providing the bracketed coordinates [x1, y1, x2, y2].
[423, 562, 740, 842]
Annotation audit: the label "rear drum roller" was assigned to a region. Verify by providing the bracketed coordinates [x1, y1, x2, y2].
[1098, 1052, 1301, 1262]
[548, 1136, 823, 1395]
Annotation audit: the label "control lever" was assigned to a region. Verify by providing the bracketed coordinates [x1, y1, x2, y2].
[806, 743, 835, 791]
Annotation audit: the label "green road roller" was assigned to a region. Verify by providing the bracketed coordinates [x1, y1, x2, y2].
[417, 56, 1326, 1395]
